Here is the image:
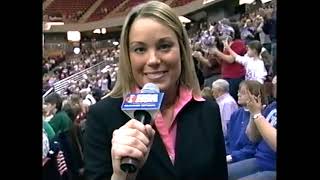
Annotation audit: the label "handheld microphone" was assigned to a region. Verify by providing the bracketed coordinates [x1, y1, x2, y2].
[120, 83, 164, 173]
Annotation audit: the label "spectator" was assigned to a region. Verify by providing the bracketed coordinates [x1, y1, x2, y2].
[80, 88, 96, 106]
[91, 87, 103, 102]
[271, 57, 276, 76]
[48, 75, 58, 87]
[43, 103, 53, 121]
[228, 76, 277, 180]
[212, 23, 246, 102]
[69, 94, 87, 129]
[43, 130, 50, 161]
[225, 80, 267, 165]
[43, 120, 56, 141]
[60, 102, 85, 180]
[100, 73, 111, 95]
[260, 47, 273, 74]
[241, 19, 255, 44]
[201, 87, 214, 101]
[192, 57, 205, 89]
[255, 15, 271, 53]
[104, 7, 108, 14]
[262, 7, 276, 58]
[84, 1, 228, 180]
[43, 140, 70, 180]
[193, 37, 222, 88]
[223, 40, 267, 84]
[44, 93, 73, 135]
[262, 7, 277, 77]
[191, 42, 205, 88]
[211, 79, 238, 137]
[219, 19, 234, 38]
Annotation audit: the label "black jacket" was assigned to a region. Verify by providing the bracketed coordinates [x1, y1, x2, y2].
[84, 96, 227, 180]
[58, 129, 85, 180]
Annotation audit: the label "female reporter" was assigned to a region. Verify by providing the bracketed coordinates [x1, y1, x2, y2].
[84, 1, 227, 180]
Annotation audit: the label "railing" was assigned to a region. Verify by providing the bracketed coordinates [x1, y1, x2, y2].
[44, 40, 116, 52]
[93, 39, 117, 49]
[43, 87, 54, 99]
[44, 42, 73, 52]
[50, 59, 116, 95]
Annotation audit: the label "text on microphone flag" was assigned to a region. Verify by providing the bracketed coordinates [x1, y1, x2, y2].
[126, 93, 159, 103]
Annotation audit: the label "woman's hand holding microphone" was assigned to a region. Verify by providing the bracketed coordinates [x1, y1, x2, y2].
[111, 119, 155, 180]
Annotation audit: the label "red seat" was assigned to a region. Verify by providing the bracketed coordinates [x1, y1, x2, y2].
[45, 0, 96, 21]
[86, 0, 125, 22]
[170, 0, 196, 7]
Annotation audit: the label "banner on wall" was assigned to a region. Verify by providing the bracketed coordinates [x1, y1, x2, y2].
[47, 12, 63, 22]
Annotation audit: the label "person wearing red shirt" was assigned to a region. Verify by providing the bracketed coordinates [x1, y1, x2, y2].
[213, 24, 246, 102]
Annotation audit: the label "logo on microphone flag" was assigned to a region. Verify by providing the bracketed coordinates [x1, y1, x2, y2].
[121, 92, 164, 120]
[122, 93, 164, 110]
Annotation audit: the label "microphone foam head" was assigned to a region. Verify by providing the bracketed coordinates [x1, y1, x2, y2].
[141, 83, 160, 93]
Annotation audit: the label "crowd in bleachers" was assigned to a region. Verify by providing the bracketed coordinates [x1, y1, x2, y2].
[43, 54, 66, 75]
[42, 46, 119, 95]
[191, 3, 277, 179]
[44, 0, 200, 24]
[87, 0, 126, 22]
[189, 3, 276, 100]
[43, 11, 84, 23]
[42, 45, 120, 179]
[44, 0, 96, 23]
[43, 1, 277, 179]
[64, 11, 85, 23]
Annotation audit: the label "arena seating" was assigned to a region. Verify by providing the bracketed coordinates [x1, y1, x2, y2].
[114, 0, 146, 14]
[43, 2, 277, 179]
[44, 0, 196, 23]
[45, 0, 96, 20]
[113, 0, 168, 16]
[86, 0, 125, 22]
[170, 0, 197, 7]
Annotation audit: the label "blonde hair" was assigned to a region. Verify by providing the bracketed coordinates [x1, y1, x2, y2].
[106, 1, 200, 98]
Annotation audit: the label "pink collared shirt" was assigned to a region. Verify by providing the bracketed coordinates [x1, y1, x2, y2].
[131, 86, 204, 164]
[152, 87, 204, 164]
